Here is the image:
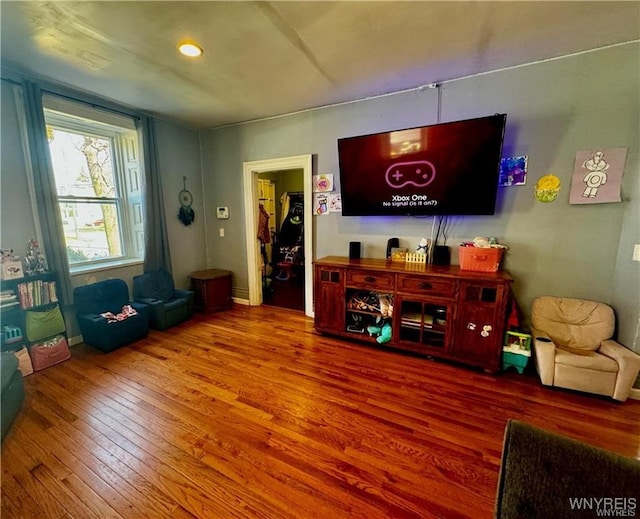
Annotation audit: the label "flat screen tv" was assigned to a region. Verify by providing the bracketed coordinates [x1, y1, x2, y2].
[338, 114, 507, 216]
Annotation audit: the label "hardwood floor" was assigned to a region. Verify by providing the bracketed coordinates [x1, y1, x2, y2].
[262, 277, 305, 312]
[2, 304, 639, 518]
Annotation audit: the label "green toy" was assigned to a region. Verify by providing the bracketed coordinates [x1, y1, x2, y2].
[367, 321, 392, 344]
[376, 323, 392, 344]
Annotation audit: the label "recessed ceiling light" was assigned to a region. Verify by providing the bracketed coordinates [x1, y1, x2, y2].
[178, 41, 203, 58]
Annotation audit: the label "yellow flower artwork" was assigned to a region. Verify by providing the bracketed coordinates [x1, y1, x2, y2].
[534, 174, 561, 203]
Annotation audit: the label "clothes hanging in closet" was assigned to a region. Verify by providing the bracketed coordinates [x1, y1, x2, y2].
[257, 204, 271, 244]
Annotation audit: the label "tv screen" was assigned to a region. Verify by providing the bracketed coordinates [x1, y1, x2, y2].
[338, 114, 507, 216]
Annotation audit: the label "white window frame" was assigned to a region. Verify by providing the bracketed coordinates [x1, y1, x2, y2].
[43, 98, 145, 274]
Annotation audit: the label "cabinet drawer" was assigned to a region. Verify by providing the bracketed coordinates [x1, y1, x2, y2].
[346, 269, 394, 290]
[397, 275, 455, 298]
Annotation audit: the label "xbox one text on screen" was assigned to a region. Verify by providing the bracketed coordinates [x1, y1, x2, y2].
[338, 114, 507, 216]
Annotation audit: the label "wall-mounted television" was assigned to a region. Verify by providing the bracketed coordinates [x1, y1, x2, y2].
[337, 114, 507, 216]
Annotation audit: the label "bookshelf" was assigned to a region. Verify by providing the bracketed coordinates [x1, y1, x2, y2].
[1, 272, 59, 351]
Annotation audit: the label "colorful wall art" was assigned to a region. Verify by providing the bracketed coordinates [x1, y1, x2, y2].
[499, 156, 528, 186]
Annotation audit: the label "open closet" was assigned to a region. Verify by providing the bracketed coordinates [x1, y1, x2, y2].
[257, 172, 305, 311]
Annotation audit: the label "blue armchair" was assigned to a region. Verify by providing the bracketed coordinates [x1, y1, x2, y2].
[74, 279, 150, 352]
[1, 352, 25, 443]
[133, 270, 194, 331]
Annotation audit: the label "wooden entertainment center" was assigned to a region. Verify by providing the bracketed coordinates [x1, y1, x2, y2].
[313, 256, 513, 372]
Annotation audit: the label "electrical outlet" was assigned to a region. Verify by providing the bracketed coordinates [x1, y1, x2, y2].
[633, 244, 640, 262]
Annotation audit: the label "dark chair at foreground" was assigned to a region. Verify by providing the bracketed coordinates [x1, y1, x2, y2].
[495, 420, 640, 519]
[133, 269, 194, 331]
[1, 352, 25, 443]
[74, 279, 150, 352]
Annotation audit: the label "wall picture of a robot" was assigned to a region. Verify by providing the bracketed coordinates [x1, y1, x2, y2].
[570, 148, 627, 205]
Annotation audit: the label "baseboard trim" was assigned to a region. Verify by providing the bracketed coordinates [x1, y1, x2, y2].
[68, 335, 83, 347]
[232, 297, 250, 306]
[628, 387, 640, 400]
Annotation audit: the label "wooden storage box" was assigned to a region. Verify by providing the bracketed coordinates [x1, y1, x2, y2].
[190, 269, 232, 313]
[459, 246, 504, 272]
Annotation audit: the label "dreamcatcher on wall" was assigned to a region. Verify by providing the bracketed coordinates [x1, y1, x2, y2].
[178, 176, 195, 226]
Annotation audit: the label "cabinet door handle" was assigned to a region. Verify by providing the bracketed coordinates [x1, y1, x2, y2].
[418, 282, 433, 290]
[364, 276, 376, 283]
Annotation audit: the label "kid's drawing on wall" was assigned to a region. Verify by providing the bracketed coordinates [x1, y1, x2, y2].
[498, 156, 528, 186]
[314, 193, 342, 215]
[329, 193, 342, 213]
[314, 193, 329, 215]
[313, 174, 334, 192]
[570, 148, 626, 205]
[581, 151, 609, 198]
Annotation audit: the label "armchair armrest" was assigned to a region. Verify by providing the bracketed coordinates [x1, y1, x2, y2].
[174, 289, 195, 313]
[531, 327, 556, 386]
[135, 297, 163, 308]
[599, 339, 640, 401]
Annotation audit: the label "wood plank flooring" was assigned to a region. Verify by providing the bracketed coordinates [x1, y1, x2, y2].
[2, 304, 639, 518]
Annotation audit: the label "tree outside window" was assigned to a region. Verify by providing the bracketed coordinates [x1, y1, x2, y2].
[44, 108, 144, 269]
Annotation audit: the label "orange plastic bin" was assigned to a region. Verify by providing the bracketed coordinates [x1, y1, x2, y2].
[459, 246, 504, 272]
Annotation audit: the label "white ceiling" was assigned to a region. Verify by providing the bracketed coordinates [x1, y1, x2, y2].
[2, 1, 638, 129]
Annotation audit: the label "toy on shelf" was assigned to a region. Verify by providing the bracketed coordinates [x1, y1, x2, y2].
[23, 239, 48, 276]
[406, 252, 427, 264]
[390, 248, 408, 262]
[1, 249, 24, 280]
[367, 321, 392, 344]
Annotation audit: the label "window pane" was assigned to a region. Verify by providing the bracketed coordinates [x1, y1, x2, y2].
[43, 105, 143, 270]
[47, 127, 117, 198]
[60, 202, 123, 264]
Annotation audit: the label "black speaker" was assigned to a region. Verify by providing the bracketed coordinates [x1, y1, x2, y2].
[386, 237, 399, 259]
[433, 245, 451, 266]
[349, 241, 361, 259]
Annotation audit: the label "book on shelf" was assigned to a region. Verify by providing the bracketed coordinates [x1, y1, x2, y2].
[0, 301, 20, 310]
[17, 279, 57, 309]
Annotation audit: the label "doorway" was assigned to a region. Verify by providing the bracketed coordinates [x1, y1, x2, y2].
[242, 155, 313, 317]
[258, 172, 305, 312]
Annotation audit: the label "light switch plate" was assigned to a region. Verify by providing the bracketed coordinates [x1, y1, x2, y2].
[633, 244, 640, 262]
[216, 206, 229, 219]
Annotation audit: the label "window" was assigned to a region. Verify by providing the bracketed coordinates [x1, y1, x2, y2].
[43, 97, 144, 271]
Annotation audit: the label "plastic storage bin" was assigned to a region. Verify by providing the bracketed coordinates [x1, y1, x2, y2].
[502, 331, 532, 374]
[459, 246, 504, 272]
[1, 326, 23, 348]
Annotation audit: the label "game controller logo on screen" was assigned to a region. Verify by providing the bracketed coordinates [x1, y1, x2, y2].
[383, 160, 438, 208]
[385, 160, 436, 188]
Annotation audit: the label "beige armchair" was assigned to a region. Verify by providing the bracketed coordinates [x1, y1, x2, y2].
[531, 296, 640, 402]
